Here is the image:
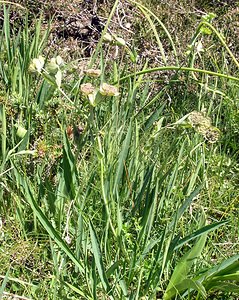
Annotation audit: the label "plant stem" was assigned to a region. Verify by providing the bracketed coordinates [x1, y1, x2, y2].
[117, 65, 239, 83]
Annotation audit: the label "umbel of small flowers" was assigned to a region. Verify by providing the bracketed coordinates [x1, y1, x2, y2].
[99, 83, 119, 97]
[80, 80, 119, 106]
[188, 111, 220, 143]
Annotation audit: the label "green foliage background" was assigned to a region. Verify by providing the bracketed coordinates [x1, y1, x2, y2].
[0, 1, 238, 299]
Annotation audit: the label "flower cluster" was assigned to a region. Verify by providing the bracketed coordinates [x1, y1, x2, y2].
[29, 56, 120, 107]
[103, 33, 126, 47]
[80, 68, 119, 106]
[188, 111, 220, 143]
[29, 55, 64, 89]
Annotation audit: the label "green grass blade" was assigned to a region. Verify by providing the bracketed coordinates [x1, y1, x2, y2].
[207, 282, 239, 293]
[62, 132, 78, 199]
[0, 268, 10, 298]
[167, 278, 207, 299]
[210, 259, 239, 277]
[62, 281, 92, 299]
[169, 185, 203, 229]
[174, 220, 228, 250]
[113, 123, 132, 194]
[89, 221, 111, 295]
[16, 172, 84, 274]
[196, 254, 239, 283]
[0, 105, 6, 162]
[211, 273, 239, 282]
[3, 6, 11, 64]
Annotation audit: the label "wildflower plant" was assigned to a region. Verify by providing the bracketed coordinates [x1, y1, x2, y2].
[0, 2, 238, 300]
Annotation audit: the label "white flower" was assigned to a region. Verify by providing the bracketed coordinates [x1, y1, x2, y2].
[29, 55, 45, 73]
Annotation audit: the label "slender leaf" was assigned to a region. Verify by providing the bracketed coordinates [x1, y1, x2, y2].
[89, 221, 111, 294]
[0, 268, 10, 299]
[113, 123, 132, 193]
[16, 171, 84, 273]
[164, 214, 207, 299]
[174, 220, 228, 250]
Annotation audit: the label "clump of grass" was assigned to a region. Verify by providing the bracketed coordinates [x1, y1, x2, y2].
[0, 1, 238, 299]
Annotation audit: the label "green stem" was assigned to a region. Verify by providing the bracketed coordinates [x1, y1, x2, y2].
[128, 0, 179, 66]
[89, 0, 120, 67]
[117, 66, 239, 83]
[0, 1, 26, 9]
[200, 21, 239, 69]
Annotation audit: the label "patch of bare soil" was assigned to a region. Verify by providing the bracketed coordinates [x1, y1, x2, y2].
[1, 0, 238, 63]
[1, 0, 110, 58]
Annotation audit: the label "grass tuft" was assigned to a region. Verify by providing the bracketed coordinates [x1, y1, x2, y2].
[0, 1, 238, 299]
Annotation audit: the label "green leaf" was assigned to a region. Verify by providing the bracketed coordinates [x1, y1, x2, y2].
[211, 259, 239, 277]
[174, 220, 228, 250]
[169, 185, 203, 230]
[195, 254, 239, 284]
[62, 132, 78, 199]
[208, 282, 239, 293]
[113, 123, 132, 193]
[164, 213, 207, 299]
[165, 278, 207, 299]
[210, 273, 239, 282]
[106, 261, 120, 277]
[62, 281, 91, 299]
[119, 279, 128, 296]
[89, 221, 111, 294]
[15, 171, 84, 274]
[0, 268, 10, 299]
[0, 105, 6, 161]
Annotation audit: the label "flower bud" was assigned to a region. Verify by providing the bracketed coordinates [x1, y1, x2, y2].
[56, 55, 63, 66]
[103, 32, 113, 44]
[114, 36, 126, 47]
[16, 125, 27, 138]
[29, 56, 45, 73]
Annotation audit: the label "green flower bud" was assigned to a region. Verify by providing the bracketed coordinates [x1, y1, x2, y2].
[114, 36, 126, 47]
[16, 125, 27, 138]
[103, 33, 113, 44]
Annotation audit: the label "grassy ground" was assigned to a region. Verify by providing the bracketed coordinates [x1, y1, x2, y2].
[0, 0, 238, 299]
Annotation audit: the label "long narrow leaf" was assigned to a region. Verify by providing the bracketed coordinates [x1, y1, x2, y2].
[164, 214, 207, 299]
[89, 221, 111, 295]
[174, 220, 228, 250]
[195, 254, 239, 283]
[16, 172, 84, 273]
[0, 268, 10, 298]
[113, 123, 132, 193]
[169, 185, 203, 230]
